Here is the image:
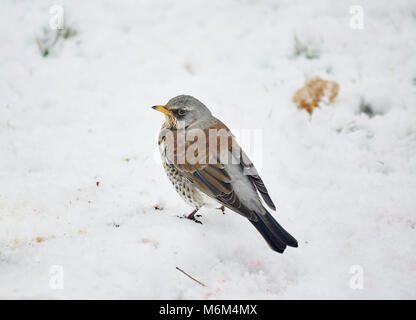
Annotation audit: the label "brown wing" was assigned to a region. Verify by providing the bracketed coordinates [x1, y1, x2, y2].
[163, 119, 274, 220]
[182, 163, 258, 221]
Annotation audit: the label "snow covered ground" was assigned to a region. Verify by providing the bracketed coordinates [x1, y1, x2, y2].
[0, 0, 415, 299]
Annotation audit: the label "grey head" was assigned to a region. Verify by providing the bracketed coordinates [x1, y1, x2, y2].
[152, 95, 213, 129]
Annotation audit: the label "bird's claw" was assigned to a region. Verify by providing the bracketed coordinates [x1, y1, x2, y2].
[188, 215, 202, 224]
[177, 214, 202, 224]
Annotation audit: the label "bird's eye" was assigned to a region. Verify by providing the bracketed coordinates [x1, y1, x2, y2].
[178, 108, 187, 116]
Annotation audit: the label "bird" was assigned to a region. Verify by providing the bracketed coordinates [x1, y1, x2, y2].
[152, 95, 298, 253]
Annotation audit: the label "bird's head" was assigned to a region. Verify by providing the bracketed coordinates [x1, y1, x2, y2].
[152, 95, 212, 129]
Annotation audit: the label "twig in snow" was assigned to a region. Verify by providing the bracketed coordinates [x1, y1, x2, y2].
[176, 266, 206, 287]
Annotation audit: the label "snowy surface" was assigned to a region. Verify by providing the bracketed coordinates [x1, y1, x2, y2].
[1, 0, 416, 299]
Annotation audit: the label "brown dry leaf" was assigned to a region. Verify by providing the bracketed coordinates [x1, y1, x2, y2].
[36, 237, 45, 243]
[184, 63, 195, 75]
[140, 238, 159, 248]
[293, 76, 339, 114]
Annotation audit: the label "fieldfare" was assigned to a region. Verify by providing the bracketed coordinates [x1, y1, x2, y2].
[152, 95, 298, 253]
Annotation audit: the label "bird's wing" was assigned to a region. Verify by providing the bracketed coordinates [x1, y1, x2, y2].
[238, 147, 276, 211]
[162, 119, 298, 253]
[163, 119, 275, 220]
[184, 163, 259, 221]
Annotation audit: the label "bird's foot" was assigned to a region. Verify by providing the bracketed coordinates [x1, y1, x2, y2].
[187, 214, 202, 224]
[217, 205, 225, 215]
[178, 209, 202, 224]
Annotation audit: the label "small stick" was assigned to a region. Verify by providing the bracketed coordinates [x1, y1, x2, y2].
[176, 266, 206, 287]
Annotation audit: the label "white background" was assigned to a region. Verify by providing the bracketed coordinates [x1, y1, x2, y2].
[0, 0, 415, 299]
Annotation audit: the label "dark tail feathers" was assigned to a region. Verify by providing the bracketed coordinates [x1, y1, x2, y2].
[250, 211, 298, 253]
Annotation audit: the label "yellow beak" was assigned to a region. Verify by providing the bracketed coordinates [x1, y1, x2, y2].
[152, 105, 172, 115]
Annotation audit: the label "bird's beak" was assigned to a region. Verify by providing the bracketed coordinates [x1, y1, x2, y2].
[152, 105, 172, 115]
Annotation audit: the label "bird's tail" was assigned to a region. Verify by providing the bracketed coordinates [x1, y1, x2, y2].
[250, 210, 298, 253]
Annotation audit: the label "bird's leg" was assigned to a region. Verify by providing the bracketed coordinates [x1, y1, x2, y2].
[217, 205, 225, 215]
[178, 208, 202, 224]
[187, 208, 198, 219]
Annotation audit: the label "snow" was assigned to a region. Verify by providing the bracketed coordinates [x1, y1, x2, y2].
[1, 0, 416, 299]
